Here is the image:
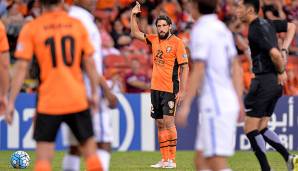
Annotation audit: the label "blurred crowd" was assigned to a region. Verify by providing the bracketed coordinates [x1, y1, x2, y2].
[1, 0, 298, 95]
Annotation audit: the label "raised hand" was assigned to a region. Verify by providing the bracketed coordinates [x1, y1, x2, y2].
[131, 1, 141, 15]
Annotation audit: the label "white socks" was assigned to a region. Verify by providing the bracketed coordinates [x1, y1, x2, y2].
[97, 149, 111, 171]
[62, 154, 80, 171]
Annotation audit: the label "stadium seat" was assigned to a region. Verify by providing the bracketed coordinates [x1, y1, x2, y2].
[104, 54, 128, 68]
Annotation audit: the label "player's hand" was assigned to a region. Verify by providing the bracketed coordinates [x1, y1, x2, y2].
[176, 102, 190, 127]
[131, 1, 141, 15]
[0, 95, 8, 115]
[175, 91, 185, 106]
[278, 72, 287, 86]
[89, 93, 99, 113]
[106, 93, 118, 109]
[5, 102, 15, 125]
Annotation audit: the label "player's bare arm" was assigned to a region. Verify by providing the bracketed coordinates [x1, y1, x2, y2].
[232, 58, 244, 98]
[130, 1, 145, 41]
[281, 22, 296, 63]
[176, 62, 204, 127]
[83, 56, 99, 112]
[0, 52, 9, 97]
[98, 75, 117, 109]
[231, 57, 245, 121]
[176, 63, 189, 105]
[0, 52, 10, 113]
[5, 59, 30, 124]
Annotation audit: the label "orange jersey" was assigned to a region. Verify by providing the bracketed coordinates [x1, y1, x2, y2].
[15, 10, 94, 115]
[0, 20, 9, 52]
[145, 34, 188, 93]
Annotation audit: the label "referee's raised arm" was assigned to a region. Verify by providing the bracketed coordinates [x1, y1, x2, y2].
[130, 1, 146, 41]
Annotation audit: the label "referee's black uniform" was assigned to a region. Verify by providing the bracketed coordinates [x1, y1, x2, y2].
[245, 18, 287, 117]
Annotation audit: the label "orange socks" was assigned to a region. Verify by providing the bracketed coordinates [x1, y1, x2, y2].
[86, 154, 103, 171]
[158, 129, 169, 161]
[34, 160, 51, 171]
[168, 127, 177, 161]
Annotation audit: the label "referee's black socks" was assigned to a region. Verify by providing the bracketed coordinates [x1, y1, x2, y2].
[246, 130, 271, 171]
[260, 127, 290, 162]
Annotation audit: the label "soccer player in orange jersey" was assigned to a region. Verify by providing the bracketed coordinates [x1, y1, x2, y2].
[4, 1, 103, 171]
[0, 20, 9, 114]
[131, 2, 189, 169]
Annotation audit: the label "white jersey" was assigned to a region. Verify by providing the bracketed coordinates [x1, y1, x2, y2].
[66, 6, 114, 145]
[69, 6, 103, 96]
[190, 14, 239, 114]
[191, 14, 239, 157]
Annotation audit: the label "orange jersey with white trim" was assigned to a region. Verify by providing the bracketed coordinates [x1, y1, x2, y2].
[15, 10, 94, 115]
[145, 34, 188, 93]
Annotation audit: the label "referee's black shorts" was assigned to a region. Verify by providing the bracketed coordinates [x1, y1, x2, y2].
[33, 109, 94, 144]
[244, 73, 282, 118]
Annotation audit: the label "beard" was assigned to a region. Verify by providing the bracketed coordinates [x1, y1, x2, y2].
[158, 31, 170, 39]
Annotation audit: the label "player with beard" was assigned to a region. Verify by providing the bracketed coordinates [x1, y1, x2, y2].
[130, 1, 189, 169]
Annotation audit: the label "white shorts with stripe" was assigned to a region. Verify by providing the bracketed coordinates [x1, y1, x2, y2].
[195, 106, 238, 157]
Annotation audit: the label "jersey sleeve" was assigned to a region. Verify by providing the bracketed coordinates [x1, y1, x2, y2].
[176, 39, 188, 65]
[145, 34, 157, 45]
[80, 23, 94, 58]
[251, 25, 276, 52]
[269, 20, 287, 33]
[0, 22, 9, 52]
[190, 28, 209, 61]
[14, 23, 34, 60]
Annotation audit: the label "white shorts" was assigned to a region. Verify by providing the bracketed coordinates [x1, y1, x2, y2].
[195, 108, 238, 157]
[63, 102, 113, 145]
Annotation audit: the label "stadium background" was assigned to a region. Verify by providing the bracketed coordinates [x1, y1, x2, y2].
[0, 0, 297, 170]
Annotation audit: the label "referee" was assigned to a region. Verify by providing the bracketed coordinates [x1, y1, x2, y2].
[237, 0, 296, 170]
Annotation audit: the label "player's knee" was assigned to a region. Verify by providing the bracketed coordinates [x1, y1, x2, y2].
[156, 119, 165, 130]
[243, 117, 260, 133]
[163, 116, 175, 128]
[258, 117, 270, 130]
[80, 137, 97, 158]
[36, 142, 55, 161]
[244, 123, 255, 134]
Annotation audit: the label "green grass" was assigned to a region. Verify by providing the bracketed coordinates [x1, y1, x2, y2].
[0, 150, 295, 171]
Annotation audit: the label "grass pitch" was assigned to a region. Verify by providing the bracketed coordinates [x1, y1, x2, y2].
[0, 150, 294, 171]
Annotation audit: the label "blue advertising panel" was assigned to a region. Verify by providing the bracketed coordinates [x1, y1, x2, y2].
[0, 94, 297, 151]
